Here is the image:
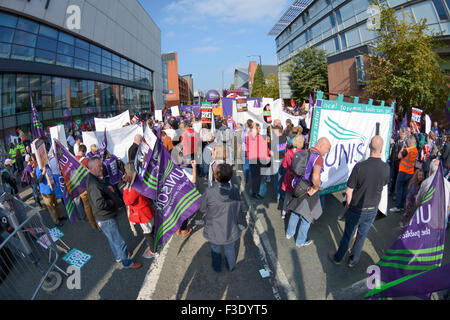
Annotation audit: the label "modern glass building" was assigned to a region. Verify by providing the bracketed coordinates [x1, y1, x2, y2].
[0, 0, 162, 149]
[270, 0, 450, 99]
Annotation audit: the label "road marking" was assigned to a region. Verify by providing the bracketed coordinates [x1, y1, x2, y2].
[136, 237, 173, 300]
[239, 179, 298, 300]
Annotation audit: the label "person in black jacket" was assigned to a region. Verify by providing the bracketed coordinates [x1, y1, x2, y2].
[200, 163, 248, 272]
[127, 134, 142, 164]
[86, 157, 142, 270]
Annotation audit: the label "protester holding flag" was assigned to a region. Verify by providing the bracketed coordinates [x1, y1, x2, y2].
[128, 134, 142, 164]
[86, 157, 142, 269]
[286, 137, 330, 247]
[329, 136, 390, 267]
[200, 163, 248, 272]
[123, 163, 157, 259]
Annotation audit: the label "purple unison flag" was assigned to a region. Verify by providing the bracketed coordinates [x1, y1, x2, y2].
[402, 112, 408, 129]
[145, 139, 201, 251]
[104, 155, 122, 186]
[309, 94, 314, 109]
[100, 129, 107, 160]
[54, 139, 89, 199]
[56, 174, 77, 223]
[366, 163, 447, 299]
[30, 93, 45, 140]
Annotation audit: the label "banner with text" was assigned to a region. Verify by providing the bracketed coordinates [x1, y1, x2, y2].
[94, 110, 130, 132]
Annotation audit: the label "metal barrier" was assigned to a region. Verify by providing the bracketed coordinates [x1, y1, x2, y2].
[0, 192, 67, 300]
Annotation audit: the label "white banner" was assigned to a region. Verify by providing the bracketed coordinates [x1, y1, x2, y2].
[171, 106, 180, 117]
[309, 96, 394, 214]
[50, 125, 67, 155]
[425, 114, 432, 134]
[82, 123, 143, 164]
[94, 110, 130, 132]
[155, 110, 163, 122]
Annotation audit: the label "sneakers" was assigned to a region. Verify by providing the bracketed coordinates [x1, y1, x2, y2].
[127, 262, 143, 270]
[286, 234, 293, 240]
[281, 213, 286, 220]
[328, 251, 341, 265]
[389, 207, 402, 213]
[296, 240, 313, 248]
[142, 250, 158, 259]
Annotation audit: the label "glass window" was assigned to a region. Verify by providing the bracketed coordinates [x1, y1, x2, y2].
[39, 25, 58, 39]
[0, 27, 14, 43]
[112, 68, 121, 78]
[352, 0, 369, 15]
[112, 54, 121, 62]
[432, 0, 448, 20]
[56, 54, 73, 67]
[89, 52, 101, 64]
[36, 36, 57, 51]
[41, 76, 52, 95]
[16, 92, 30, 114]
[339, 3, 355, 22]
[17, 18, 39, 34]
[102, 66, 111, 76]
[121, 70, 128, 79]
[412, 2, 439, 24]
[74, 58, 89, 71]
[35, 49, 56, 64]
[75, 47, 89, 61]
[446, 0, 450, 10]
[90, 44, 102, 55]
[16, 75, 29, 92]
[102, 49, 112, 59]
[112, 60, 121, 70]
[345, 28, 361, 47]
[0, 43, 11, 58]
[13, 30, 37, 47]
[11, 45, 34, 61]
[58, 32, 75, 45]
[334, 37, 340, 50]
[57, 42, 74, 56]
[102, 57, 111, 67]
[0, 12, 17, 28]
[61, 78, 70, 109]
[335, 9, 342, 24]
[2, 74, 16, 116]
[75, 38, 89, 51]
[89, 62, 101, 73]
[52, 77, 62, 110]
[340, 33, 347, 49]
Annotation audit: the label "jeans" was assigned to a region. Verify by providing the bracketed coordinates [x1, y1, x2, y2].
[73, 196, 87, 220]
[286, 211, 311, 246]
[273, 166, 286, 199]
[333, 206, 378, 264]
[97, 217, 132, 268]
[395, 171, 413, 209]
[243, 157, 250, 182]
[250, 163, 262, 196]
[210, 242, 236, 272]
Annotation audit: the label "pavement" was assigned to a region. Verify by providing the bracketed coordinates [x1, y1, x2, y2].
[6, 170, 450, 300]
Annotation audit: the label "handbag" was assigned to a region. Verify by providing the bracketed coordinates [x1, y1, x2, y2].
[292, 178, 312, 199]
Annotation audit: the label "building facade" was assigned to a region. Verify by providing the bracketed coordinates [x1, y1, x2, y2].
[233, 61, 278, 95]
[162, 52, 192, 108]
[0, 0, 162, 147]
[270, 0, 450, 100]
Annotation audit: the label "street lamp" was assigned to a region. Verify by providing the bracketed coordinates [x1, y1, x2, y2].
[247, 54, 263, 98]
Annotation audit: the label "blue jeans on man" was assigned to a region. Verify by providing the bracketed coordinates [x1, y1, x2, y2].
[273, 165, 286, 199]
[210, 242, 236, 272]
[97, 217, 132, 268]
[333, 206, 378, 265]
[243, 157, 250, 182]
[286, 211, 311, 247]
[395, 171, 413, 209]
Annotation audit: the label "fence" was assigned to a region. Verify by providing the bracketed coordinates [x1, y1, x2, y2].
[0, 192, 67, 300]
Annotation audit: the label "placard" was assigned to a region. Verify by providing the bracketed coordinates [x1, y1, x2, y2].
[236, 98, 248, 112]
[201, 102, 212, 124]
[62, 248, 92, 269]
[171, 106, 180, 117]
[31, 138, 49, 170]
[155, 110, 163, 122]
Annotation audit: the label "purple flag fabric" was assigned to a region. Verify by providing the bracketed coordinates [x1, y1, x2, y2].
[134, 137, 201, 251]
[54, 139, 89, 199]
[309, 94, 313, 109]
[104, 155, 122, 186]
[30, 93, 45, 140]
[56, 173, 77, 223]
[366, 163, 447, 299]
[100, 129, 107, 160]
[402, 112, 408, 129]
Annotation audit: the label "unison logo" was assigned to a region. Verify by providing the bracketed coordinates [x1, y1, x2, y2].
[324, 117, 367, 144]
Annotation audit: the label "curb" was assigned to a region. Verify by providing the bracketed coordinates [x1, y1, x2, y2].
[236, 175, 298, 300]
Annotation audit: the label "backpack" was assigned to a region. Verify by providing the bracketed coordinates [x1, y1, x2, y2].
[290, 150, 313, 198]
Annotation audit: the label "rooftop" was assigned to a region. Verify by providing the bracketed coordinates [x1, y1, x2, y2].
[268, 0, 313, 37]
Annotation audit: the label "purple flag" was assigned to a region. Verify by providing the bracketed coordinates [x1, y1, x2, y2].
[366, 163, 447, 299]
[309, 94, 313, 109]
[104, 155, 122, 186]
[100, 129, 107, 160]
[135, 137, 201, 252]
[402, 112, 408, 129]
[30, 92, 45, 140]
[56, 173, 77, 224]
[54, 139, 89, 199]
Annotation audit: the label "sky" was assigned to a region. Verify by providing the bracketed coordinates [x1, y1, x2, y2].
[138, 0, 291, 93]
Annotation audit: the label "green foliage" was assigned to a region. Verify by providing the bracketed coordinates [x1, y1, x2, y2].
[229, 83, 235, 90]
[288, 47, 328, 102]
[251, 64, 265, 98]
[364, 2, 447, 114]
[263, 73, 280, 99]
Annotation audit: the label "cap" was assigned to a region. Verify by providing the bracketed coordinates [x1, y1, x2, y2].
[4, 159, 13, 166]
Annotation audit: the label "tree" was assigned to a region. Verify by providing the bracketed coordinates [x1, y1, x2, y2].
[229, 83, 235, 90]
[263, 73, 280, 99]
[364, 2, 447, 114]
[251, 64, 265, 98]
[288, 47, 328, 102]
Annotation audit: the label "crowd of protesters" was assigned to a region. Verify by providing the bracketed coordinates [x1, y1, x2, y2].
[0, 108, 449, 276]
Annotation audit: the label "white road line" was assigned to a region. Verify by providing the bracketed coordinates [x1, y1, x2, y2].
[238, 181, 298, 300]
[136, 237, 173, 300]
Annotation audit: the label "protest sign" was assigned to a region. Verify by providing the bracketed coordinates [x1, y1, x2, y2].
[50, 125, 67, 153]
[309, 92, 394, 214]
[62, 248, 92, 269]
[411, 107, 422, 129]
[94, 110, 130, 131]
[201, 102, 212, 124]
[171, 106, 180, 117]
[155, 110, 163, 122]
[236, 98, 248, 112]
[31, 138, 49, 170]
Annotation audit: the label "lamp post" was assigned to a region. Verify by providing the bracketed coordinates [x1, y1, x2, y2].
[247, 54, 263, 98]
